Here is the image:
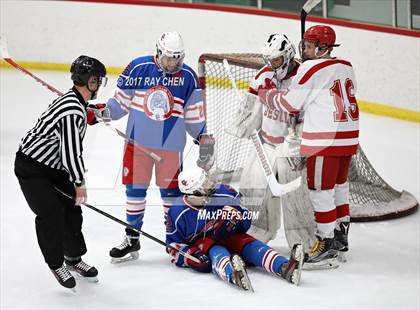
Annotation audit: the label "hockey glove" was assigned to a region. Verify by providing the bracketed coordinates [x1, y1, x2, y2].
[283, 121, 306, 171]
[185, 246, 211, 273]
[196, 134, 215, 171]
[214, 205, 242, 240]
[86, 103, 111, 125]
[283, 134, 301, 157]
[257, 88, 278, 110]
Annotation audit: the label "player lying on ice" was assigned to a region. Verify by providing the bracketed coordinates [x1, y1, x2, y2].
[165, 168, 304, 291]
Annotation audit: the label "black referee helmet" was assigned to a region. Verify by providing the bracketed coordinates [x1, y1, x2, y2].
[71, 55, 107, 87]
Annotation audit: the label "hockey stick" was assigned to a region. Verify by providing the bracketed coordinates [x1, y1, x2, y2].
[0, 35, 162, 162]
[222, 59, 301, 197]
[54, 187, 201, 263]
[301, 0, 322, 38]
[283, 0, 321, 170]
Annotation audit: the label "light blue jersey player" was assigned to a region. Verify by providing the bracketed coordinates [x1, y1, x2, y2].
[87, 32, 215, 263]
[166, 168, 304, 291]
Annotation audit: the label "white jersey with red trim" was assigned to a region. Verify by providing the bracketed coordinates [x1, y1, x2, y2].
[248, 62, 299, 145]
[272, 58, 359, 156]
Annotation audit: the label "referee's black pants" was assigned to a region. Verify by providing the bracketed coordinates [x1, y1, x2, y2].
[14, 152, 87, 269]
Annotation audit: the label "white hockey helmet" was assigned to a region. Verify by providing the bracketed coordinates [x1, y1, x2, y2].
[262, 34, 296, 80]
[156, 31, 185, 74]
[178, 168, 209, 196]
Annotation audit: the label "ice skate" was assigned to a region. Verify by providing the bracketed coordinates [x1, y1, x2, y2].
[334, 222, 350, 263]
[304, 236, 339, 270]
[230, 254, 254, 292]
[65, 257, 99, 283]
[50, 264, 76, 292]
[109, 235, 140, 264]
[279, 243, 304, 286]
[334, 222, 349, 251]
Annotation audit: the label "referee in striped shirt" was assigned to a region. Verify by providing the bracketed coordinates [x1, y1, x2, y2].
[14, 55, 107, 290]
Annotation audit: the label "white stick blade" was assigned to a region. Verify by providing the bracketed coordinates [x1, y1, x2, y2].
[281, 176, 302, 195]
[0, 35, 10, 59]
[302, 0, 322, 13]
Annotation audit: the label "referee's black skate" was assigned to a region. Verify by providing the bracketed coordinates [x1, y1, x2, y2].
[50, 264, 76, 291]
[279, 243, 304, 286]
[65, 257, 98, 282]
[109, 235, 140, 264]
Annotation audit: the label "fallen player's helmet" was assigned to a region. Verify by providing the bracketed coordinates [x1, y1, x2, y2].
[156, 31, 185, 74]
[71, 55, 107, 87]
[178, 168, 208, 196]
[262, 34, 296, 80]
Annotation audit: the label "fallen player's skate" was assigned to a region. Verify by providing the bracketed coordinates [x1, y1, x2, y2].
[230, 254, 254, 292]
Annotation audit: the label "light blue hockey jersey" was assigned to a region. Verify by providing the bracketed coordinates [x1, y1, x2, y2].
[107, 55, 206, 151]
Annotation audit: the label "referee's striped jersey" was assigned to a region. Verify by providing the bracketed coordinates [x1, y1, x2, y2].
[19, 87, 87, 184]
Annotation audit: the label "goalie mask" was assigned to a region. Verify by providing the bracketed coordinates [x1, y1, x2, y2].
[156, 31, 185, 74]
[178, 168, 214, 197]
[262, 34, 296, 81]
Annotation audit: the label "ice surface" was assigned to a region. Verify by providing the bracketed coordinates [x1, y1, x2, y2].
[1, 69, 419, 309]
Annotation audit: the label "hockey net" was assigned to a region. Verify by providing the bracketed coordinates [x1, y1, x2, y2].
[198, 53, 418, 240]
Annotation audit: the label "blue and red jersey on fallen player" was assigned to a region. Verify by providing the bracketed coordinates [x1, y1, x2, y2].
[166, 180, 301, 286]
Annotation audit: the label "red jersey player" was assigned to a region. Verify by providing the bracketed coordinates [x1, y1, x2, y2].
[260, 25, 359, 267]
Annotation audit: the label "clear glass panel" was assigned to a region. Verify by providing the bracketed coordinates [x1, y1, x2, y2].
[193, 0, 258, 6]
[262, 0, 322, 16]
[412, 0, 420, 29]
[396, 0, 409, 28]
[327, 0, 394, 26]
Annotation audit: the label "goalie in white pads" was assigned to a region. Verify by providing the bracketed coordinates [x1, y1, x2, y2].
[229, 34, 300, 242]
[166, 168, 304, 291]
[259, 25, 359, 268]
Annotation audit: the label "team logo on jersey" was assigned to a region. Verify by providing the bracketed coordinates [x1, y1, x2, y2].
[143, 85, 174, 121]
[117, 77, 124, 87]
[123, 167, 129, 177]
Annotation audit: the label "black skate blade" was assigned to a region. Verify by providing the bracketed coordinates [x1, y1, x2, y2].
[303, 258, 339, 270]
[110, 251, 139, 264]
